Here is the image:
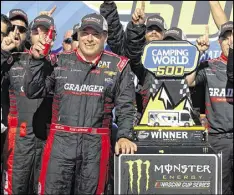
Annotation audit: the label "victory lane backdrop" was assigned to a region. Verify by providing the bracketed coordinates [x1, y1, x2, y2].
[1, 1, 233, 60]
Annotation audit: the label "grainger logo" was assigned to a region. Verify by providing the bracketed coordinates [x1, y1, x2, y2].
[125, 159, 150, 194]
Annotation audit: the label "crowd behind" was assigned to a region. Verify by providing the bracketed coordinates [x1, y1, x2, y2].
[1, 1, 233, 195]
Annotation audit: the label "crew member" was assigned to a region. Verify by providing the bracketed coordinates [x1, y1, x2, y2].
[186, 21, 233, 195]
[1, 14, 55, 194]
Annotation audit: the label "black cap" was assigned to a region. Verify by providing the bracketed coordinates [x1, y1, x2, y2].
[219, 21, 233, 38]
[146, 14, 167, 31]
[72, 23, 80, 40]
[9, 9, 28, 26]
[31, 15, 55, 30]
[163, 27, 187, 41]
[79, 13, 108, 33]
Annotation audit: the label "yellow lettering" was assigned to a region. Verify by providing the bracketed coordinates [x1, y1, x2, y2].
[176, 1, 232, 38]
[85, 1, 233, 39]
[115, 2, 136, 12]
[178, 1, 201, 36]
[165, 66, 174, 76]
[163, 175, 167, 180]
[175, 66, 184, 76]
[136, 1, 174, 27]
[156, 67, 165, 76]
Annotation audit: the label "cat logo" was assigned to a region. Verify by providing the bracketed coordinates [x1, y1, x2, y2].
[83, 1, 233, 40]
[97, 61, 111, 69]
[125, 159, 150, 194]
[104, 71, 117, 77]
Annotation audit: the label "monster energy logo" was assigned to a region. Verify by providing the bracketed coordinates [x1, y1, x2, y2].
[125, 159, 150, 194]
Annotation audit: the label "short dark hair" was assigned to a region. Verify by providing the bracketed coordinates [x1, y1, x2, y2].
[1, 14, 12, 35]
[220, 30, 232, 39]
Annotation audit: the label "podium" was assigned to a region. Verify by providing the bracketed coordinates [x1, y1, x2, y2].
[114, 127, 222, 194]
[114, 133, 222, 194]
[113, 41, 222, 194]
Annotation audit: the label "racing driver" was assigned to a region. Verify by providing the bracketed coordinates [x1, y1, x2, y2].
[24, 13, 137, 194]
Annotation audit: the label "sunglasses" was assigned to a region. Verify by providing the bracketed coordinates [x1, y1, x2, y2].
[63, 38, 72, 44]
[72, 34, 78, 41]
[11, 25, 28, 34]
[146, 26, 163, 33]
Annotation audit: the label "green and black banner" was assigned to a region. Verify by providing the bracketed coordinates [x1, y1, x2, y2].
[114, 154, 221, 194]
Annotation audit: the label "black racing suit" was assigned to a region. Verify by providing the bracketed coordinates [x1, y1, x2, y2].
[100, 1, 126, 56]
[1, 50, 53, 195]
[227, 47, 233, 83]
[24, 50, 136, 194]
[195, 54, 233, 194]
[100, 1, 146, 59]
[100, 1, 149, 119]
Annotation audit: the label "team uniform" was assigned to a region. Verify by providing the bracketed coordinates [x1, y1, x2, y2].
[1, 50, 53, 194]
[195, 54, 233, 194]
[24, 50, 136, 194]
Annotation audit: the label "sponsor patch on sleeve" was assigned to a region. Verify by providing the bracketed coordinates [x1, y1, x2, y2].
[117, 57, 129, 72]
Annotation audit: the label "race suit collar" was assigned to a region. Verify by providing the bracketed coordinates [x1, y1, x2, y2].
[76, 49, 103, 66]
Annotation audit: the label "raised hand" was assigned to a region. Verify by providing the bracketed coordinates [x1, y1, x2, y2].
[39, 5, 56, 17]
[132, 1, 146, 25]
[31, 28, 47, 59]
[1, 26, 18, 51]
[196, 25, 210, 53]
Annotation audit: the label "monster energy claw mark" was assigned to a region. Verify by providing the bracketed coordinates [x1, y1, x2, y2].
[125, 159, 150, 194]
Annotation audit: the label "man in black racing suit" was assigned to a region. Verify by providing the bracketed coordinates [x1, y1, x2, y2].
[24, 13, 137, 194]
[186, 21, 233, 195]
[1, 14, 55, 194]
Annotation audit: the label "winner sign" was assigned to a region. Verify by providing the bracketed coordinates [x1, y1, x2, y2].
[141, 41, 200, 78]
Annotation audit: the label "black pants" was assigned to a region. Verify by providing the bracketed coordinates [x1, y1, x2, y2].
[2, 126, 45, 195]
[2, 126, 36, 194]
[209, 133, 233, 195]
[37, 125, 110, 194]
[33, 138, 46, 194]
